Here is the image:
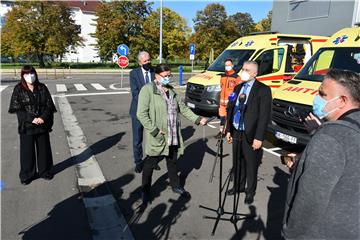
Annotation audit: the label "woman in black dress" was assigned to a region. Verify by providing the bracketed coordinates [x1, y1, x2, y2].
[9, 65, 57, 185]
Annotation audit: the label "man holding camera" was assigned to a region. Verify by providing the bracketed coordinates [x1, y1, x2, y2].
[282, 69, 360, 240]
[226, 61, 272, 204]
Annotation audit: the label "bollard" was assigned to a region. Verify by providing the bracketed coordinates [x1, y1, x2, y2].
[179, 64, 183, 86]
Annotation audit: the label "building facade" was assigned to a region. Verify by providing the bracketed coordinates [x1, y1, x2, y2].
[62, 1, 101, 63]
[0, 0, 101, 63]
[271, 0, 360, 36]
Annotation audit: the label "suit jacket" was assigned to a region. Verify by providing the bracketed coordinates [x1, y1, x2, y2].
[226, 79, 272, 143]
[129, 67, 155, 117]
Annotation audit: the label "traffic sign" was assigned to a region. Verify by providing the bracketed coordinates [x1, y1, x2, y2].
[189, 43, 195, 55]
[117, 56, 129, 68]
[117, 44, 129, 56]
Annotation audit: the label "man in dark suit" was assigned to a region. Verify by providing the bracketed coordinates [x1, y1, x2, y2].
[226, 61, 272, 204]
[129, 51, 155, 173]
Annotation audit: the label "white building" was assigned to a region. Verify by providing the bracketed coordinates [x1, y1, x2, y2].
[0, 1, 13, 28]
[62, 1, 101, 63]
[0, 0, 101, 63]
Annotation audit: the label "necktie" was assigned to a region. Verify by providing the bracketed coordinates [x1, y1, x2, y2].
[233, 83, 249, 130]
[145, 71, 150, 84]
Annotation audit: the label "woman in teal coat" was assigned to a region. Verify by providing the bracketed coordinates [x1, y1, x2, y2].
[137, 64, 207, 207]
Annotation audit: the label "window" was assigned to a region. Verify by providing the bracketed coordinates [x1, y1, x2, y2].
[207, 49, 255, 72]
[296, 48, 360, 81]
[255, 48, 285, 76]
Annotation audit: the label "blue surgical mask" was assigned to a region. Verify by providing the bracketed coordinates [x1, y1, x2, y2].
[160, 76, 171, 85]
[312, 95, 339, 119]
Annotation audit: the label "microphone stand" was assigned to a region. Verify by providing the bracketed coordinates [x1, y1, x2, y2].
[199, 95, 253, 237]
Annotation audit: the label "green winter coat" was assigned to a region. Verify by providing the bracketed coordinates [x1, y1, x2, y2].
[137, 82, 201, 157]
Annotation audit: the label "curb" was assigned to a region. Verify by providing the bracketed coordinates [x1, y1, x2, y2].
[57, 94, 134, 240]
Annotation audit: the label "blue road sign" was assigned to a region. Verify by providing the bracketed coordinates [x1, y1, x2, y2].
[189, 43, 195, 55]
[117, 44, 129, 56]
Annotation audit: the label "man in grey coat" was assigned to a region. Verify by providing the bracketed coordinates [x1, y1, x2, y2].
[282, 69, 360, 240]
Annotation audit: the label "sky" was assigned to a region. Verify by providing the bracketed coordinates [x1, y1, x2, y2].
[149, 0, 274, 30]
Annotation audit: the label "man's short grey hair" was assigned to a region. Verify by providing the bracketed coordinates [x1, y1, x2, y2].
[138, 51, 150, 61]
[243, 61, 258, 72]
[326, 69, 360, 104]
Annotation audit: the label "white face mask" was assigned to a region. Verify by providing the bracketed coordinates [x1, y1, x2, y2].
[240, 71, 251, 81]
[24, 74, 36, 84]
[225, 65, 233, 72]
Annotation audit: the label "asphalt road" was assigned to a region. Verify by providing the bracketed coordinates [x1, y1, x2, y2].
[1, 73, 305, 240]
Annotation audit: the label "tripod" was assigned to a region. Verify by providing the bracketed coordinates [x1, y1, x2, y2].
[199, 132, 253, 237]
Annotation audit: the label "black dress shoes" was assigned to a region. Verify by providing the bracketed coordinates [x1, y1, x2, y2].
[227, 188, 245, 195]
[135, 163, 143, 173]
[172, 187, 191, 198]
[244, 194, 254, 204]
[42, 172, 54, 180]
[21, 179, 32, 185]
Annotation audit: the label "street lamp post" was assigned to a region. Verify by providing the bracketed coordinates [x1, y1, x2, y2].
[159, 0, 163, 63]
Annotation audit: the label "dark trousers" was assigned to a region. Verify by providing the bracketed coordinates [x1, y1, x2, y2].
[142, 146, 179, 193]
[232, 130, 262, 196]
[131, 116, 143, 165]
[19, 132, 53, 181]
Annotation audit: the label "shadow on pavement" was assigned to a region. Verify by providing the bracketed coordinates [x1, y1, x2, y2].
[20, 172, 136, 240]
[264, 167, 290, 240]
[131, 196, 191, 240]
[230, 205, 266, 240]
[52, 132, 125, 175]
[181, 126, 196, 142]
[178, 137, 218, 188]
[19, 193, 91, 240]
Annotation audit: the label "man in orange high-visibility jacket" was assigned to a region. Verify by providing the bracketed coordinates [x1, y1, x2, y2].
[217, 59, 242, 137]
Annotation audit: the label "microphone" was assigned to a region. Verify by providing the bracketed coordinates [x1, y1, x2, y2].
[238, 93, 247, 104]
[206, 116, 217, 124]
[228, 92, 237, 102]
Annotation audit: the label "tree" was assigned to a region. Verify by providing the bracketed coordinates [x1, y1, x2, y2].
[1, 1, 83, 66]
[229, 12, 255, 37]
[94, 1, 151, 61]
[255, 10, 272, 32]
[190, 3, 239, 60]
[131, 7, 190, 61]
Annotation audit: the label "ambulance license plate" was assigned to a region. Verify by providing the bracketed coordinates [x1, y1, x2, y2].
[275, 131, 298, 144]
[187, 102, 195, 109]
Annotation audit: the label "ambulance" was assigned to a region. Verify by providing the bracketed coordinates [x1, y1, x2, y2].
[269, 26, 360, 145]
[185, 32, 328, 114]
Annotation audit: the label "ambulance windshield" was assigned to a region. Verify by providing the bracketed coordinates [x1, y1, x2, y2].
[296, 47, 360, 81]
[207, 49, 255, 72]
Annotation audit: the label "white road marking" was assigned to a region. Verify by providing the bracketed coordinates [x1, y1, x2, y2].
[0, 85, 9, 92]
[263, 147, 281, 157]
[56, 84, 67, 92]
[57, 95, 134, 240]
[53, 91, 129, 98]
[267, 147, 282, 151]
[207, 123, 217, 129]
[74, 83, 87, 91]
[109, 83, 130, 91]
[91, 83, 106, 90]
[210, 120, 221, 124]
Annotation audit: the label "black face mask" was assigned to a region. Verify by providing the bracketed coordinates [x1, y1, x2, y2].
[142, 63, 152, 71]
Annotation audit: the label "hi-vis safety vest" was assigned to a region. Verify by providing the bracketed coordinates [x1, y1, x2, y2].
[219, 70, 242, 106]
